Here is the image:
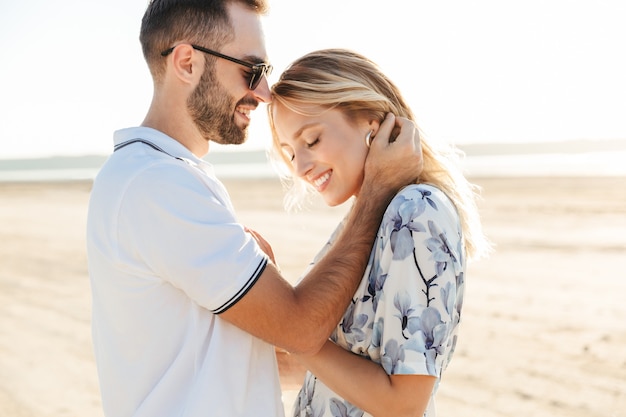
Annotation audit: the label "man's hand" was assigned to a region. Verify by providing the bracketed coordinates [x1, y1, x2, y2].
[363, 113, 423, 191]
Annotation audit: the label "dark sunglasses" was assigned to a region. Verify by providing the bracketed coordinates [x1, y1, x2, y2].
[161, 44, 272, 90]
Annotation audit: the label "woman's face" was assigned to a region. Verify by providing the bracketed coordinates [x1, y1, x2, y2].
[272, 103, 373, 207]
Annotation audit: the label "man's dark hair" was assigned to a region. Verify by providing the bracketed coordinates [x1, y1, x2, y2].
[140, 0, 268, 80]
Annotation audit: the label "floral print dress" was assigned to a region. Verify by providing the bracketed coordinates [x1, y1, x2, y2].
[292, 184, 466, 417]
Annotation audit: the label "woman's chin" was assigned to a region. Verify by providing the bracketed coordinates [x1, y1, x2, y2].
[322, 195, 351, 208]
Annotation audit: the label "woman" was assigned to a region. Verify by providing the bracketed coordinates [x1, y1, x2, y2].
[268, 49, 490, 417]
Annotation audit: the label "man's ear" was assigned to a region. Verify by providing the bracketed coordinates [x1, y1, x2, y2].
[169, 44, 203, 85]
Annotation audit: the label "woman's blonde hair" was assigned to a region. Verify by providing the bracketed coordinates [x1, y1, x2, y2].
[268, 49, 490, 260]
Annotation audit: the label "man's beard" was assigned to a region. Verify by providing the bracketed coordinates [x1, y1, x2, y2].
[187, 69, 257, 145]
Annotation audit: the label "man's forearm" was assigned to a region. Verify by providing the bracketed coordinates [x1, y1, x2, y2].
[288, 114, 421, 354]
[292, 183, 396, 353]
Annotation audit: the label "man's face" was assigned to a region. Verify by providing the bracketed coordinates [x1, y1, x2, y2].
[188, 2, 272, 145]
[187, 65, 255, 145]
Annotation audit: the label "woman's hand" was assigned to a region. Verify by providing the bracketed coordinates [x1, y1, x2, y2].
[245, 227, 277, 265]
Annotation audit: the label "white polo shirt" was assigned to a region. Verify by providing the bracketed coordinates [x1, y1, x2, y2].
[86, 127, 283, 417]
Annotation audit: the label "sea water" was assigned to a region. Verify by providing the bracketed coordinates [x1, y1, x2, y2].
[0, 150, 624, 182]
[462, 150, 626, 177]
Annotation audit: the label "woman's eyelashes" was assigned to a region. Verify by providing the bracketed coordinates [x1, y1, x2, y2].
[306, 138, 320, 149]
[283, 137, 320, 163]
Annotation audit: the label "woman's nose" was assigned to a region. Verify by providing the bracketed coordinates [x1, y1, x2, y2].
[293, 150, 313, 178]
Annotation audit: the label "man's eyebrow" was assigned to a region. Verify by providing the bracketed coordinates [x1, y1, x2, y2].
[242, 54, 269, 65]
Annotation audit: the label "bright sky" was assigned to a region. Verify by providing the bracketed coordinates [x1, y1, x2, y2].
[1, 0, 625, 158]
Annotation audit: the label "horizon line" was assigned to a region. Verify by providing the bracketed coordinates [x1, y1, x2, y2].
[1, 137, 626, 163]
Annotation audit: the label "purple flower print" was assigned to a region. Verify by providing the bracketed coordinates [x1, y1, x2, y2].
[383, 195, 427, 260]
[424, 220, 457, 276]
[329, 398, 364, 417]
[393, 291, 421, 340]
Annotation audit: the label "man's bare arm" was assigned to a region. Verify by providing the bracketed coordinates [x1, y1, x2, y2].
[220, 114, 423, 354]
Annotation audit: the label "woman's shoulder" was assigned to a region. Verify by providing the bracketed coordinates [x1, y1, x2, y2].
[393, 183, 454, 209]
[383, 183, 460, 227]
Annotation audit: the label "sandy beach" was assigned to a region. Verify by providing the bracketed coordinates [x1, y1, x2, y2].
[0, 176, 624, 417]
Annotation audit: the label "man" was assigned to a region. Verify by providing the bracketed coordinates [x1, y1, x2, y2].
[86, 1, 423, 416]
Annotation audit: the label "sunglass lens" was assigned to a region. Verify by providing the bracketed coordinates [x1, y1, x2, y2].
[249, 65, 272, 90]
[249, 74, 260, 90]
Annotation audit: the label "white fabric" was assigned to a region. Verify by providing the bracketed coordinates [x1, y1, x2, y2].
[86, 127, 283, 417]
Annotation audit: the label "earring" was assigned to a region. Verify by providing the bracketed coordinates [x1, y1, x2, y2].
[365, 130, 374, 148]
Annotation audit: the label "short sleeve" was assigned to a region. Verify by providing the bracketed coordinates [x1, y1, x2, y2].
[117, 162, 268, 313]
[371, 184, 465, 377]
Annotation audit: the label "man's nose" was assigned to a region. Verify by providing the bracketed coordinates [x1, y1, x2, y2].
[252, 77, 272, 103]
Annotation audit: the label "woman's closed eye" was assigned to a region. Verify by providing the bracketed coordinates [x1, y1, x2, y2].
[306, 138, 320, 149]
[280, 137, 319, 163]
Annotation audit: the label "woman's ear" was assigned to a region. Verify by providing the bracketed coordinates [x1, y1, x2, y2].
[368, 119, 381, 138]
